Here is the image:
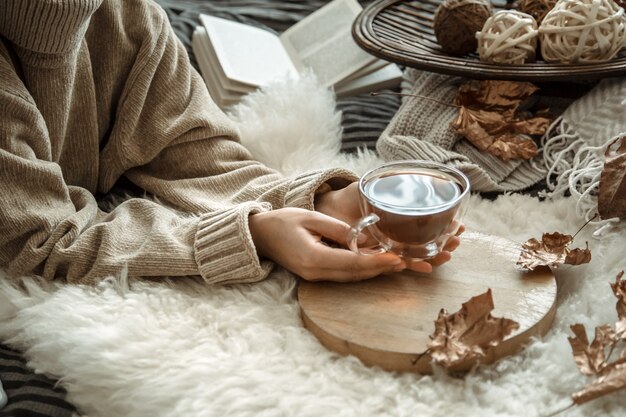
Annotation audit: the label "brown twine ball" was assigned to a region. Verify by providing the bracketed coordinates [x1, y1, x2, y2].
[433, 0, 493, 55]
[539, 0, 626, 63]
[476, 10, 539, 64]
[516, 0, 557, 24]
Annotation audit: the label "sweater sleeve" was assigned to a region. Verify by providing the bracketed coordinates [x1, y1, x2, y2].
[99, 5, 356, 213]
[0, 5, 357, 286]
[0, 84, 281, 285]
[94, 5, 357, 281]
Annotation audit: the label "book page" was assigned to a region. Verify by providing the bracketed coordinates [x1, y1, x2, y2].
[195, 26, 254, 94]
[335, 63, 403, 97]
[194, 26, 257, 93]
[339, 59, 389, 85]
[192, 28, 242, 108]
[199, 14, 300, 88]
[279, 0, 376, 87]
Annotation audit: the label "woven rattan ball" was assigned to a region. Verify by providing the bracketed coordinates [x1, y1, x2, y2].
[539, 0, 626, 63]
[433, 0, 493, 55]
[476, 10, 539, 64]
[516, 0, 558, 24]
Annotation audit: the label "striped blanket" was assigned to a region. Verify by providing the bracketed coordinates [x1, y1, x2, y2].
[0, 345, 75, 417]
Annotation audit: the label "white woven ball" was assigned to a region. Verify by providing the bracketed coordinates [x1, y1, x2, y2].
[539, 0, 626, 63]
[476, 10, 539, 64]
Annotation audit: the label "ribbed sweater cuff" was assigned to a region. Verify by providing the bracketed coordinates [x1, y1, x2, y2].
[194, 202, 273, 285]
[284, 169, 358, 210]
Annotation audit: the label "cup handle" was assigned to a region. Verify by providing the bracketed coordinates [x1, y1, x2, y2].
[347, 213, 386, 255]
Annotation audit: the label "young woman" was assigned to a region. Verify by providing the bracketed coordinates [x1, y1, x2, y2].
[0, 0, 458, 286]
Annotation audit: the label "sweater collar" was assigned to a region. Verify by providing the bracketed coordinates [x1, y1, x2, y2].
[0, 0, 104, 55]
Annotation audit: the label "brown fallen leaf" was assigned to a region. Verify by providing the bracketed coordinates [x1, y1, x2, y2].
[572, 357, 626, 405]
[598, 135, 626, 220]
[426, 289, 520, 368]
[451, 80, 554, 161]
[517, 232, 591, 271]
[486, 133, 539, 161]
[547, 273, 626, 416]
[611, 271, 626, 339]
[564, 242, 592, 266]
[455, 79, 538, 110]
[568, 323, 617, 376]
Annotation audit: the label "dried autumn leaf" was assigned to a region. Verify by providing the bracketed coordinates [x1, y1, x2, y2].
[516, 232, 591, 271]
[564, 242, 592, 266]
[455, 79, 538, 111]
[511, 109, 555, 136]
[568, 323, 617, 376]
[611, 271, 626, 338]
[427, 289, 520, 368]
[572, 351, 626, 405]
[598, 135, 626, 220]
[451, 80, 554, 161]
[487, 134, 539, 161]
[565, 280, 626, 408]
[556, 276, 626, 414]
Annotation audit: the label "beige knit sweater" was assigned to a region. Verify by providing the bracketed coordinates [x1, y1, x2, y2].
[0, 0, 356, 285]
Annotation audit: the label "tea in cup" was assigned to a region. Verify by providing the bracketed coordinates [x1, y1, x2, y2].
[347, 160, 470, 261]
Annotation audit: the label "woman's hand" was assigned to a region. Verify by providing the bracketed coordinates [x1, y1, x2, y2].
[314, 182, 463, 272]
[249, 208, 408, 282]
[314, 182, 364, 233]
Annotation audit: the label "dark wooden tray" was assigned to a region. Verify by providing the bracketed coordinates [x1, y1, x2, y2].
[352, 0, 626, 81]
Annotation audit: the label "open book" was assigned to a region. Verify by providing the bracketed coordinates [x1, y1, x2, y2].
[192, 0, 402, 108]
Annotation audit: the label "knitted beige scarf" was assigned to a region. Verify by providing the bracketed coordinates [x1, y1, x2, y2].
[377, 69, 553, 193]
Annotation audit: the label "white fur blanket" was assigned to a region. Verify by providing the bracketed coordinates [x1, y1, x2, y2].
[1, 75, 625, 417]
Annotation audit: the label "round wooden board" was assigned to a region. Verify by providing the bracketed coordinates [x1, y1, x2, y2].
[298, 231, 557, 373]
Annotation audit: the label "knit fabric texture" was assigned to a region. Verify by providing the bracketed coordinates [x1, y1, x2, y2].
[0, 0, 357, 286]
[377, 69, 565, 193]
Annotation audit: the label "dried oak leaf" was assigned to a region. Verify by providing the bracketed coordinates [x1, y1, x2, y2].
[427, 289, 520, 368]
[451, 80, 554, 161]
[598, 135, 626, 220]
[516, 232, 591, 271]
[611, 271, 626, 338]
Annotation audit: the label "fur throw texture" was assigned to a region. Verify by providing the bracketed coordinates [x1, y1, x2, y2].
[0, 74, 624, 417]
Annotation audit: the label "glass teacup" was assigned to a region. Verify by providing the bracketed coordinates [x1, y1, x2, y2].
[347, 160, 470, 261]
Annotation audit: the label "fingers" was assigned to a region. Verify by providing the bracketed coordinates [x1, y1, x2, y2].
[404, 233, 461, 273]
[295, 212, 465, 282]
[305, 245, 406, 282]
[405, 260, 433, 273]
[303, 211, 352, 245]
[306, 211, 377, 248]
[405, 250, 451, 273]
[442, 236, 461, 252]
[428, 250, 452, 266]
[288, 211, 408, 282]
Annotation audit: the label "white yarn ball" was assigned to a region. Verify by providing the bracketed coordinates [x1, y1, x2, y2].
[476, 10, 539, 64]
[539, 0, 626, 63]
